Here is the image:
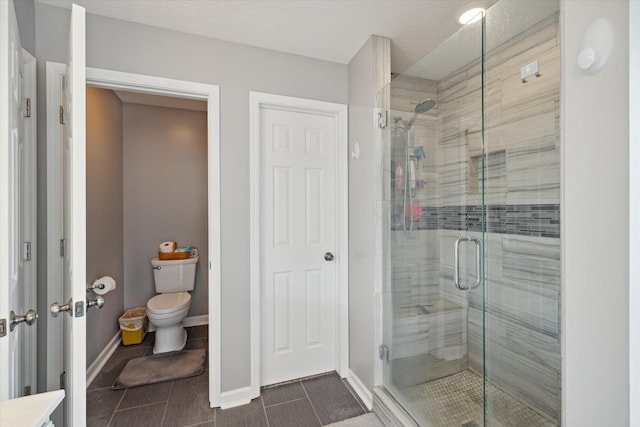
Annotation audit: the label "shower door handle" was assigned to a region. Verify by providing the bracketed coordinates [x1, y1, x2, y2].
[454, 236, 482, 290]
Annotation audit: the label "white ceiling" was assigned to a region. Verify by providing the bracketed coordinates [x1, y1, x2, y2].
[35, 0, 499, 74]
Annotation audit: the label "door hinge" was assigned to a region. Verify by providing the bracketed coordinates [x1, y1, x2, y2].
[378, 344, 390, 363]
[23, 385, 32, 396]
[23, 241, 32, 261]
[378, 110, 388, 129]
[59, 106, 65, 125]
[0, 319, 6, 337]
[60, 239, 66, 257]
[60, 371, 66, 390]
[23, 98, 31, 118]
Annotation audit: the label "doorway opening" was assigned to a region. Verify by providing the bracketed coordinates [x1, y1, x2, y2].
[84, 85, 209, 378]
[45, 66, 221, 412]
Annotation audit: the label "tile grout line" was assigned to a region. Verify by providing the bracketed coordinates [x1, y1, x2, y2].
[300, 381, 324, 426]
[260, 394, 271, 427]
[159, 380, 174, 426]
[105, 389, 127, 427]
[184, 417, 216, 427]
[115, 397, 172, 412]
[111, 400, 169, 414]
[263, 396, 308, 409]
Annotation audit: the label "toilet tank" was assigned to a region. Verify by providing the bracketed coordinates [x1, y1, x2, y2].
[151, 256, 199, 293]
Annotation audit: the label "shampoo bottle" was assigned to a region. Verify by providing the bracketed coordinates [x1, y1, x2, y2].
[394, 162, 404, 189]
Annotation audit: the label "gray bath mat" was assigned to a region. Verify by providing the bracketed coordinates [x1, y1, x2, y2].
[112, 349, 205, 389]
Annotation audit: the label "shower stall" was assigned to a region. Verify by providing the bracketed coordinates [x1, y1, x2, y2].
[377, 0, 561, 425]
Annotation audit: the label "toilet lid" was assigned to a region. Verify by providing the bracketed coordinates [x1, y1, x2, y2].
[147, 292, 191, 314]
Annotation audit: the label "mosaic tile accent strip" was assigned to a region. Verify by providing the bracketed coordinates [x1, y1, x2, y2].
[392, 204, 560, 238]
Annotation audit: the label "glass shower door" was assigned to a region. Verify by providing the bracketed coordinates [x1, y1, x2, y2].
[379, 1, 562, 426]
[380, 10, 486, 426]
[483, 1, 562, 425]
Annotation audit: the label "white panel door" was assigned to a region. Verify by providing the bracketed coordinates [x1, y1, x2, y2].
[260, 107, 337, 386]
[0, 0, 26, 400]
[61, 4, 87, 425]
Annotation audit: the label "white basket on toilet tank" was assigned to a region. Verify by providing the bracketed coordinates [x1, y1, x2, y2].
[148, 256, 199, 354]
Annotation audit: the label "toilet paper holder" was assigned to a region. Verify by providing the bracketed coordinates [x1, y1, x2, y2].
[86, 282, 106, 292]
[87, 275, 116, 295]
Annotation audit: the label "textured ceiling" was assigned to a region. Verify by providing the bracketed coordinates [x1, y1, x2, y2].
[35, 0, 498, 74]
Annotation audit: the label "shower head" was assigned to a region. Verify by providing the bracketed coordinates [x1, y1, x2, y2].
[415, 99, 436, 114]
[406, 98, 436, 130]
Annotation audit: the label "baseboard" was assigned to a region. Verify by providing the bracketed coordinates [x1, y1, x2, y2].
[148, 314, 209, 332]
[86, 331, 121, 387]
[347, 370, 373, 410]
[219, 386, 257, 409]
[184, 314, 208, 328]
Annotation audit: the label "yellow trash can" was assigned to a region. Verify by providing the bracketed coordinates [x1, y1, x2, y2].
[119, 307, 148, 345]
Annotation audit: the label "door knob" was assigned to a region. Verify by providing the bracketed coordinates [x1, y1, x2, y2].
[86, 295, 105, 311]
[324, 252, 335, 261]
[10, 309, 38, 331]
[50, 299, 73, 317]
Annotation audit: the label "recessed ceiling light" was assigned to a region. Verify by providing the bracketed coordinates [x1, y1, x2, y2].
[458, 7, 485, 25]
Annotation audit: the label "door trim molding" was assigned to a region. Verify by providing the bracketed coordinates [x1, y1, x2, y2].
[86, 67, 222, 408]
[248, 91, 349, 399]
[45, 66, 222, 407]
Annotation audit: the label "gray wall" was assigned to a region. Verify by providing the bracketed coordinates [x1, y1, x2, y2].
[630, 2, 640, 424]
[563, 1, 630, 425]
[86, 87, 125, 368]
[123, 103, 208, 315]
[347, 36, 390, 392]
[34, 2, 348, 393]
[13, 0, 35, 55]
[348, 37, 375, 392]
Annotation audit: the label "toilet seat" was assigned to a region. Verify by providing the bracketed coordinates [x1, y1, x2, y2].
[147, 292, 191, 315]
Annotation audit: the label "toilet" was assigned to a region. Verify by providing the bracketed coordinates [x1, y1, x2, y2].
[148, 256, 199, 354]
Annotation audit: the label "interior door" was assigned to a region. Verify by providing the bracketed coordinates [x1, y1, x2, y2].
[59, 4, 88, 425]
[0, 0, 31, 401]
[260, 106, 337, 386]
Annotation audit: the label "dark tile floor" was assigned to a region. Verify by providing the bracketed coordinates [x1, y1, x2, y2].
[87, 325, 367, 427]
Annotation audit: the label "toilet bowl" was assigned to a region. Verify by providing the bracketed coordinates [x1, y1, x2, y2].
[148, 256, 198, 354]
[147, 292, 191, 354]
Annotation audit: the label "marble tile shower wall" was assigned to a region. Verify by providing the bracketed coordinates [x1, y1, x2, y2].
[388, 13, 561, 423]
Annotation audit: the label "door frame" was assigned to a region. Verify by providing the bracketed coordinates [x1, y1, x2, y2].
[248, 92, 349, 403]
[45, 66, 223, 407]
[21, 48, 37, 396]
[45, 61, 65, 394]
